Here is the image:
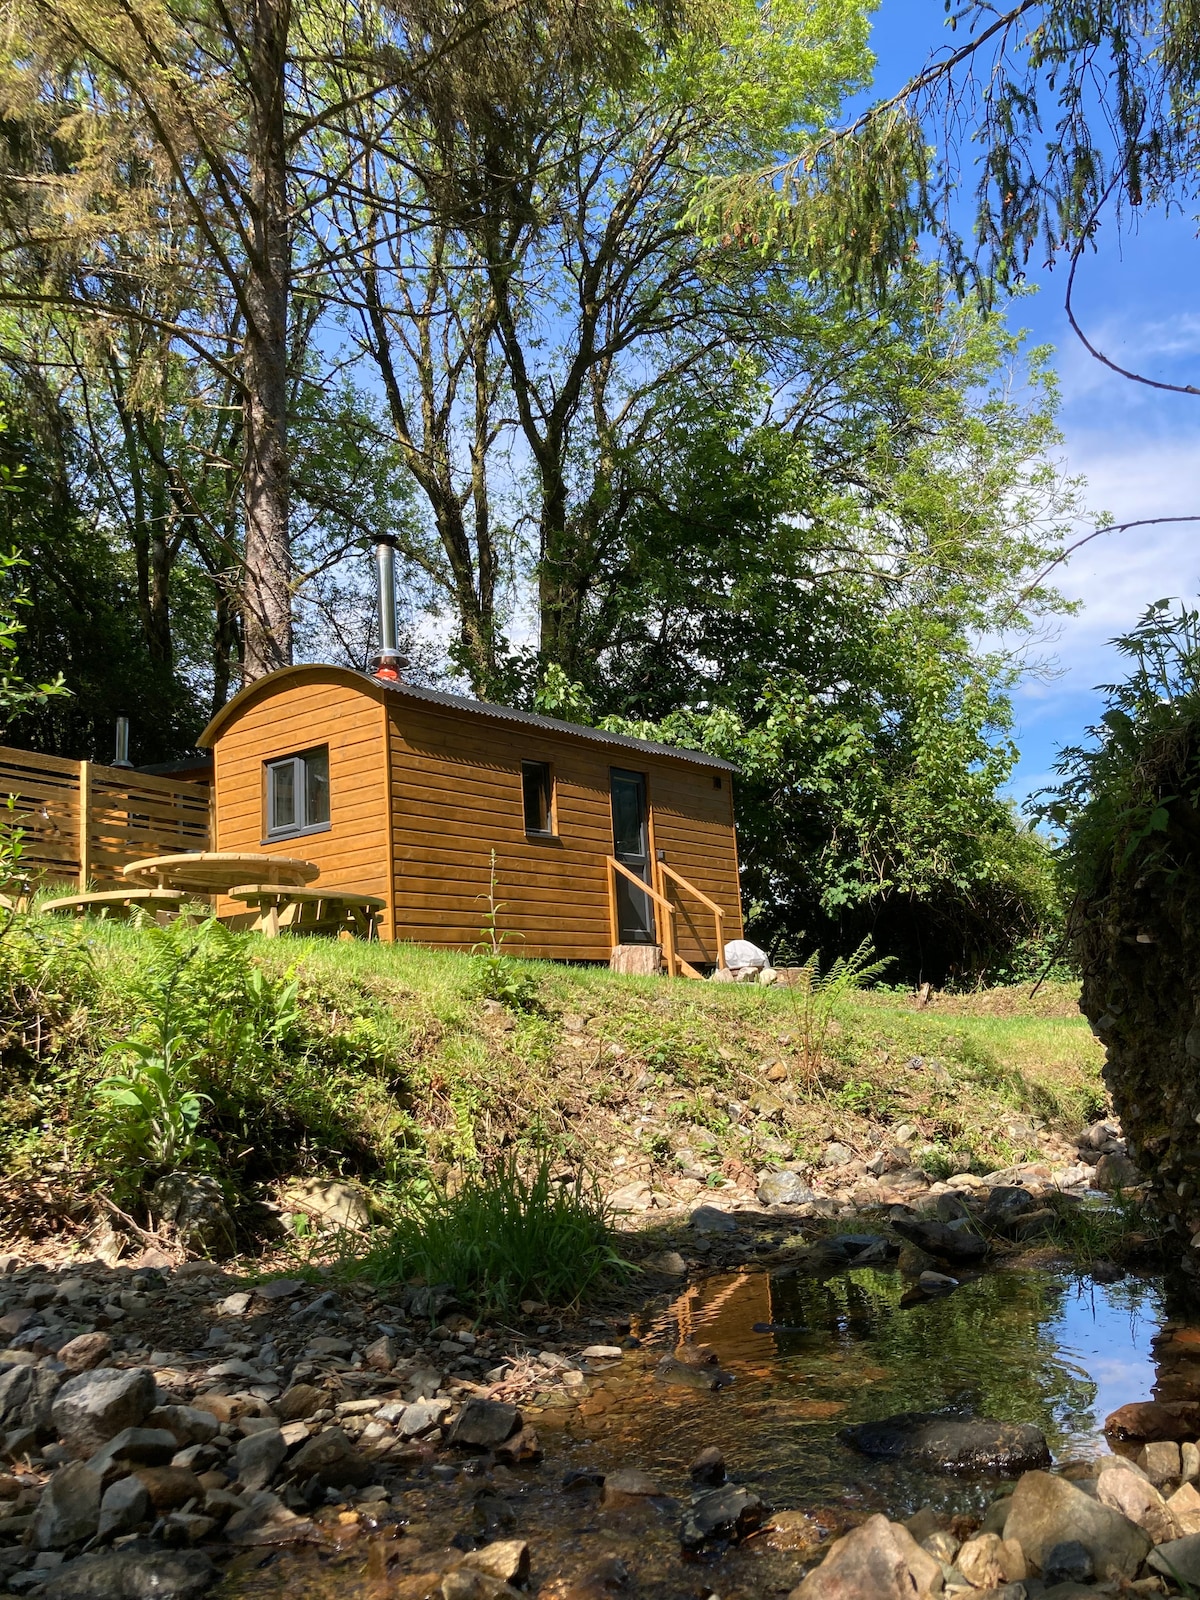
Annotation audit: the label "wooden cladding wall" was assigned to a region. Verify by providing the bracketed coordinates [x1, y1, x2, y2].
[209, 673, 394, 936]
[386, 701, 743, 962]
[0, 745, 210, 888]
[388, 702, 614, 959]
[648, 766, 744, 964]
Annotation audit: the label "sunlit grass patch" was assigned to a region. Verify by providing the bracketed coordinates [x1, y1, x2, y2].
[355, 1148, 630, 1314]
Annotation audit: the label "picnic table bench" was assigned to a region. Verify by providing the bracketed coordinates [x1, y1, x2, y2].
[39, 888, 190, 923]
[226, 884, 384, 939]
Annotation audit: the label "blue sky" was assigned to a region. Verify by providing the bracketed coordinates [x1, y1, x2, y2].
[864, 0, 1200, 806]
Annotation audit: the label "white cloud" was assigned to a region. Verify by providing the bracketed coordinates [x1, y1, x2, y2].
[1040, 432, 1200, 665]
[1005, 428, 1200, 796]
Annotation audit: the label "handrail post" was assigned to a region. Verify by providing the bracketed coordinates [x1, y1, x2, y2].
[656, 862, 677, 978]
[605, 857, 619, 954]
[77, 760, 92, 890]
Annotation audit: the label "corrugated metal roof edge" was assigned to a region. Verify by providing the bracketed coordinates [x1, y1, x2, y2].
[370, 673, 738, 773]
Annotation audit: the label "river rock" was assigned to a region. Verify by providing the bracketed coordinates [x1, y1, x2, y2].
[147, 1406, 219, 1447]
[841, 1413, 1051, 1474]
[757, 1172, 815, 1207]
[363, 1334, 400, 1372]
[0, 1359, 62, 1429]
[1149, 1529, 1200, 1584]
[680, 1485, 768, 1551]
[133, 1467, 204, 1511]
[235, 1428, 286, 1491]
[53, 1370, 157, 1457]
[288, 1426, 373, 1487]
[276, 1384, 322, 1422]
[601, 1468, 664, 1507]
[690, 1446, 726, 1486]
[152, 1174, 236, 1258]
[1140, 1438, 1182, 1484]
[31, 1461, 103, 1548]
[916, 1271, 958, 1296]
[460, 1540, 530, 1584]
[1097, 1459, 1180, 1541]
[39, 1546, 217, 1600]
[689, 1205, 740, 1234]
[1042, 1540, 1094, 1584]
[1105, 1399, 1200, 1440]
[1095, 1151, 1139, 1191]
[788, 1513, 942, 1599]
[1004, 1470, 1151, 1580]
[398, 1398, 451, 1438]
[890, 1216, 988, 1263]
[58, 1334, 114, 1374]
[1168, 1481, 1200, 1534]
[446, 1399, 521, 1450]
[97, 1476, 151, 1540]
[441, 1572, 521, 1600]
[87, 1428, 179, 1483]
[984, 1186, 1038, 1226]
[606, 1183, 651, 1214]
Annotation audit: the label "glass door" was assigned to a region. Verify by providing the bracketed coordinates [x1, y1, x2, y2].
[610, 768, 655, 943]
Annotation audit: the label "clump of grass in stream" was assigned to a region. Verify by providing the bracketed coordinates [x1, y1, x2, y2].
[358, 1151, 631, 1313]
[1038, 1190, 1166, 1266]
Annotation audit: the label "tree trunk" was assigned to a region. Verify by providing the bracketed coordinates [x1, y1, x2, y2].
[241, 0, 293, 682]
[210, 574, 239, 721]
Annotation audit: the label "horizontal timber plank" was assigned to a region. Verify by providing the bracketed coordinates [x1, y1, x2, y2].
[393, 888, 609, 918]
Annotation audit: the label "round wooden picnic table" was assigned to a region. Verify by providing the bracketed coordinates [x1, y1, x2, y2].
[123, 852, 320, 895]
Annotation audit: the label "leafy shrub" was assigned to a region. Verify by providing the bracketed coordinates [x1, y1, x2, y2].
[78, 918, 413, 1197]
[359, 1150, 628, 1312]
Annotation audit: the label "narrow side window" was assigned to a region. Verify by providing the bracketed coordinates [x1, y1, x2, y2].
[522, 761, 553, 835]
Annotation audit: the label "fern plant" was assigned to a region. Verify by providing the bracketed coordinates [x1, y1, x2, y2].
[787, 938, 893, 1085]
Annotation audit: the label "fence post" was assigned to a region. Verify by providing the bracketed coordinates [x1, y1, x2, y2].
[77, 760, 91, 890]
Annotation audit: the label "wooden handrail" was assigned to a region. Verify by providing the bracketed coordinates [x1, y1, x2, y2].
[656, 862, 727, 972]
[607, 855, 674, 913]
[658, 863, 724, 918]
[606, 855, 677, 976]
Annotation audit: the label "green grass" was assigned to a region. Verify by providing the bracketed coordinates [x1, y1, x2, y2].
[0, 913, 1106, 1236]
[355, 1149, 629, 1313]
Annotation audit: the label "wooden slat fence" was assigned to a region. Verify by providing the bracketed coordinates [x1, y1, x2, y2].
[0, 745, 211, 889]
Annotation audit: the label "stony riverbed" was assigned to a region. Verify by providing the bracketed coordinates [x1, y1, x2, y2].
[0, 1117, 1189, 1600]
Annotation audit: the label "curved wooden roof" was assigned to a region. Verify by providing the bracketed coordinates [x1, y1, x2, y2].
[197, 663, 737, 772]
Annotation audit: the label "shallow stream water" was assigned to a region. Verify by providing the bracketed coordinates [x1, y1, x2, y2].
[223, 1266, 1170, 1600]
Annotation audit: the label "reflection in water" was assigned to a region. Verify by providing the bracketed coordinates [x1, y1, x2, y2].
[219, 1269, 1168, 1600]
[581, 1267, 1164, 1515]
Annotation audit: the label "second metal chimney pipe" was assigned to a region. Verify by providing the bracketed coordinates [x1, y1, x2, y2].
[372, 534, 404, 681]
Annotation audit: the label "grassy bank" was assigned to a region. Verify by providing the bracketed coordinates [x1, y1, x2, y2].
[0, 914, 1105, 1245]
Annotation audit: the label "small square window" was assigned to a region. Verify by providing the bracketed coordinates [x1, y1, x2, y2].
[713, 774, 723, 789]
[266, 747, 330, 838]
[522, 761, 554, 835]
